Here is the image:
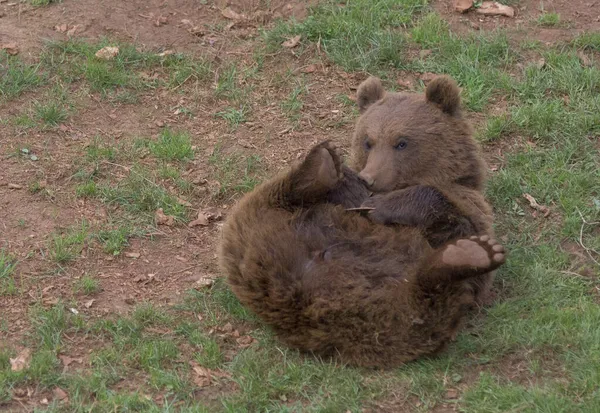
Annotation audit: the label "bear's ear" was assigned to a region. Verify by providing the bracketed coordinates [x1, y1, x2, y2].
[425, 75, 461, 115]
[357, 77, 385, 113]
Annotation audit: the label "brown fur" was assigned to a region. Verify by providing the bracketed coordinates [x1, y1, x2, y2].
[218, 76, 504, 368]
[351, 75, 495, 302]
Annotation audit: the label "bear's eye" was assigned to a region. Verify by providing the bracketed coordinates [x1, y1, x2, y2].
[395, 140, 408, 150]
[364, 139, 372, 150]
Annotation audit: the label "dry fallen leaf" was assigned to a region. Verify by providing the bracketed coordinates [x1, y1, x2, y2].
[94, 46, 119, 60]
[190, 361, 212, 387]
[446, 388, 459, 399]
[189, 208, 222, 227]
[125, 252, 141, 259]
[1, 42, 19, 55]
[59, 355, 83, 373]
[282, 35, 301, 48]
[84, 299, 95, 308]
[577, 51, 592, 67]
[419, 72, 437, 83]
[454, 0, 474, 13]
[154, 16, 168, 27]
[8, 183, 23, 189]
[475, 1, 515, 17]
[10, 348, 31, 372]
[301, 64, 318, 73]
[54, 23, 68, 33]
[523, 193, 551, 217]
[222, 322, 234, 333]
[236, 335, 258, 348]
[67, 24, 83, 37]
[221, 7, 246, 20]
[52, 387, 69, 402]
[155, 208, 175, 226]
[194, 277, 214, 289]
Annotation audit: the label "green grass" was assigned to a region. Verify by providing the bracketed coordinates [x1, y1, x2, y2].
[30, 0, 60, 5]
[48, 221, 90, 265]
[215, 107, 248, 130]
[74, 274, 100, 295]
[148, 128, 194, 162]
[573, 32, 600, 51]
[266, 0, 427, 72]
[280, 82, 306, 124]
[0, 250, 17, 296]
[34, 101, 68, 126]
[537, 12, 561, 27]
[208, 146, 262, 199]
[0, 53, 44, 101]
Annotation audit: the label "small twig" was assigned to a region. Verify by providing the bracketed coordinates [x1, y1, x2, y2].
[576, 208, 600, 267]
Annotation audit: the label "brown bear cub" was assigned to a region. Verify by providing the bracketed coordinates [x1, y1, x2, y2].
[218, 75, 505, 368]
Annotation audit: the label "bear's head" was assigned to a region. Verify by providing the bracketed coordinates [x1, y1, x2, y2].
[349, 75, 485, 193]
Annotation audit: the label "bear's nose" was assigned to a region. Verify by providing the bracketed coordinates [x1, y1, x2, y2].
[359, 172, 375, 187]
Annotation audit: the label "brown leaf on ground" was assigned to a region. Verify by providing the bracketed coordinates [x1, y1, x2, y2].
[154, 15, 168, 27]
[301, 64, 318, 73]
[190, 361, 212, 387]
[189, 207, 222, 227]
[155, 208, 175, 226]
[419, 72, 437, 83]
[1, 42, 19, 55]
[221, 7, 246, 20]
[10, 348, 31, 372]
[454, 0, 474, 13]
[282, 35, 301, 48]
[8, 183, 22, 189]
[95, 46, 119, 60]
[578, 51, 592, 67]
[52, 387, 69, 402]
[446, 389, 459, 399]
[194, 276, 214, 289]
[476, 2, 515, 17]
[66, 24, 83, 37]
[236, 335, 258, 348]
[59, 355, 83, 373]
[84, 299, 95, 308]
[54, 23, 68, 33]
[125, 252, 141, 259]
[523, 193, 551, 217]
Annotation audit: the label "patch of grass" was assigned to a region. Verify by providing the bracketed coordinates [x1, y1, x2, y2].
[175, 323, 224, 369]
[95, 226, 131, 255]
[86, 137, 118, 163]
[74, 274, 100, 295]
[215, 107, 248, 129]
[537, 12, 561, 27]
[0, 53, 44, 101]
[209, 146, 262, 198]
[410, 13, 513, 111]
[30, 0, 60, 6]
[0, 250, 17, 296]
[280, 82, 307, 124]
[48, 221, 89, 264]
[148, 128, 194, 162]
[224, 346, 380, 412]
[573, 32, 600, 51]
[31, 304, 71, 352]
[132, 302, 172, 327]
[34, 101, 68, 126]
[96, 166, 189, 222]
[266, 0, 427, 72]
[75, 180, 98, 197]
[163, 53, 212, 88]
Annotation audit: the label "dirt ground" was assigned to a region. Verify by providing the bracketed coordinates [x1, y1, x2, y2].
[1, 0, 599, 411]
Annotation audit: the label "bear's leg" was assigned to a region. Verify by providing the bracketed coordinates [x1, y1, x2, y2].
[265, 140, 345, 208]
[418, 235, 505, 289]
